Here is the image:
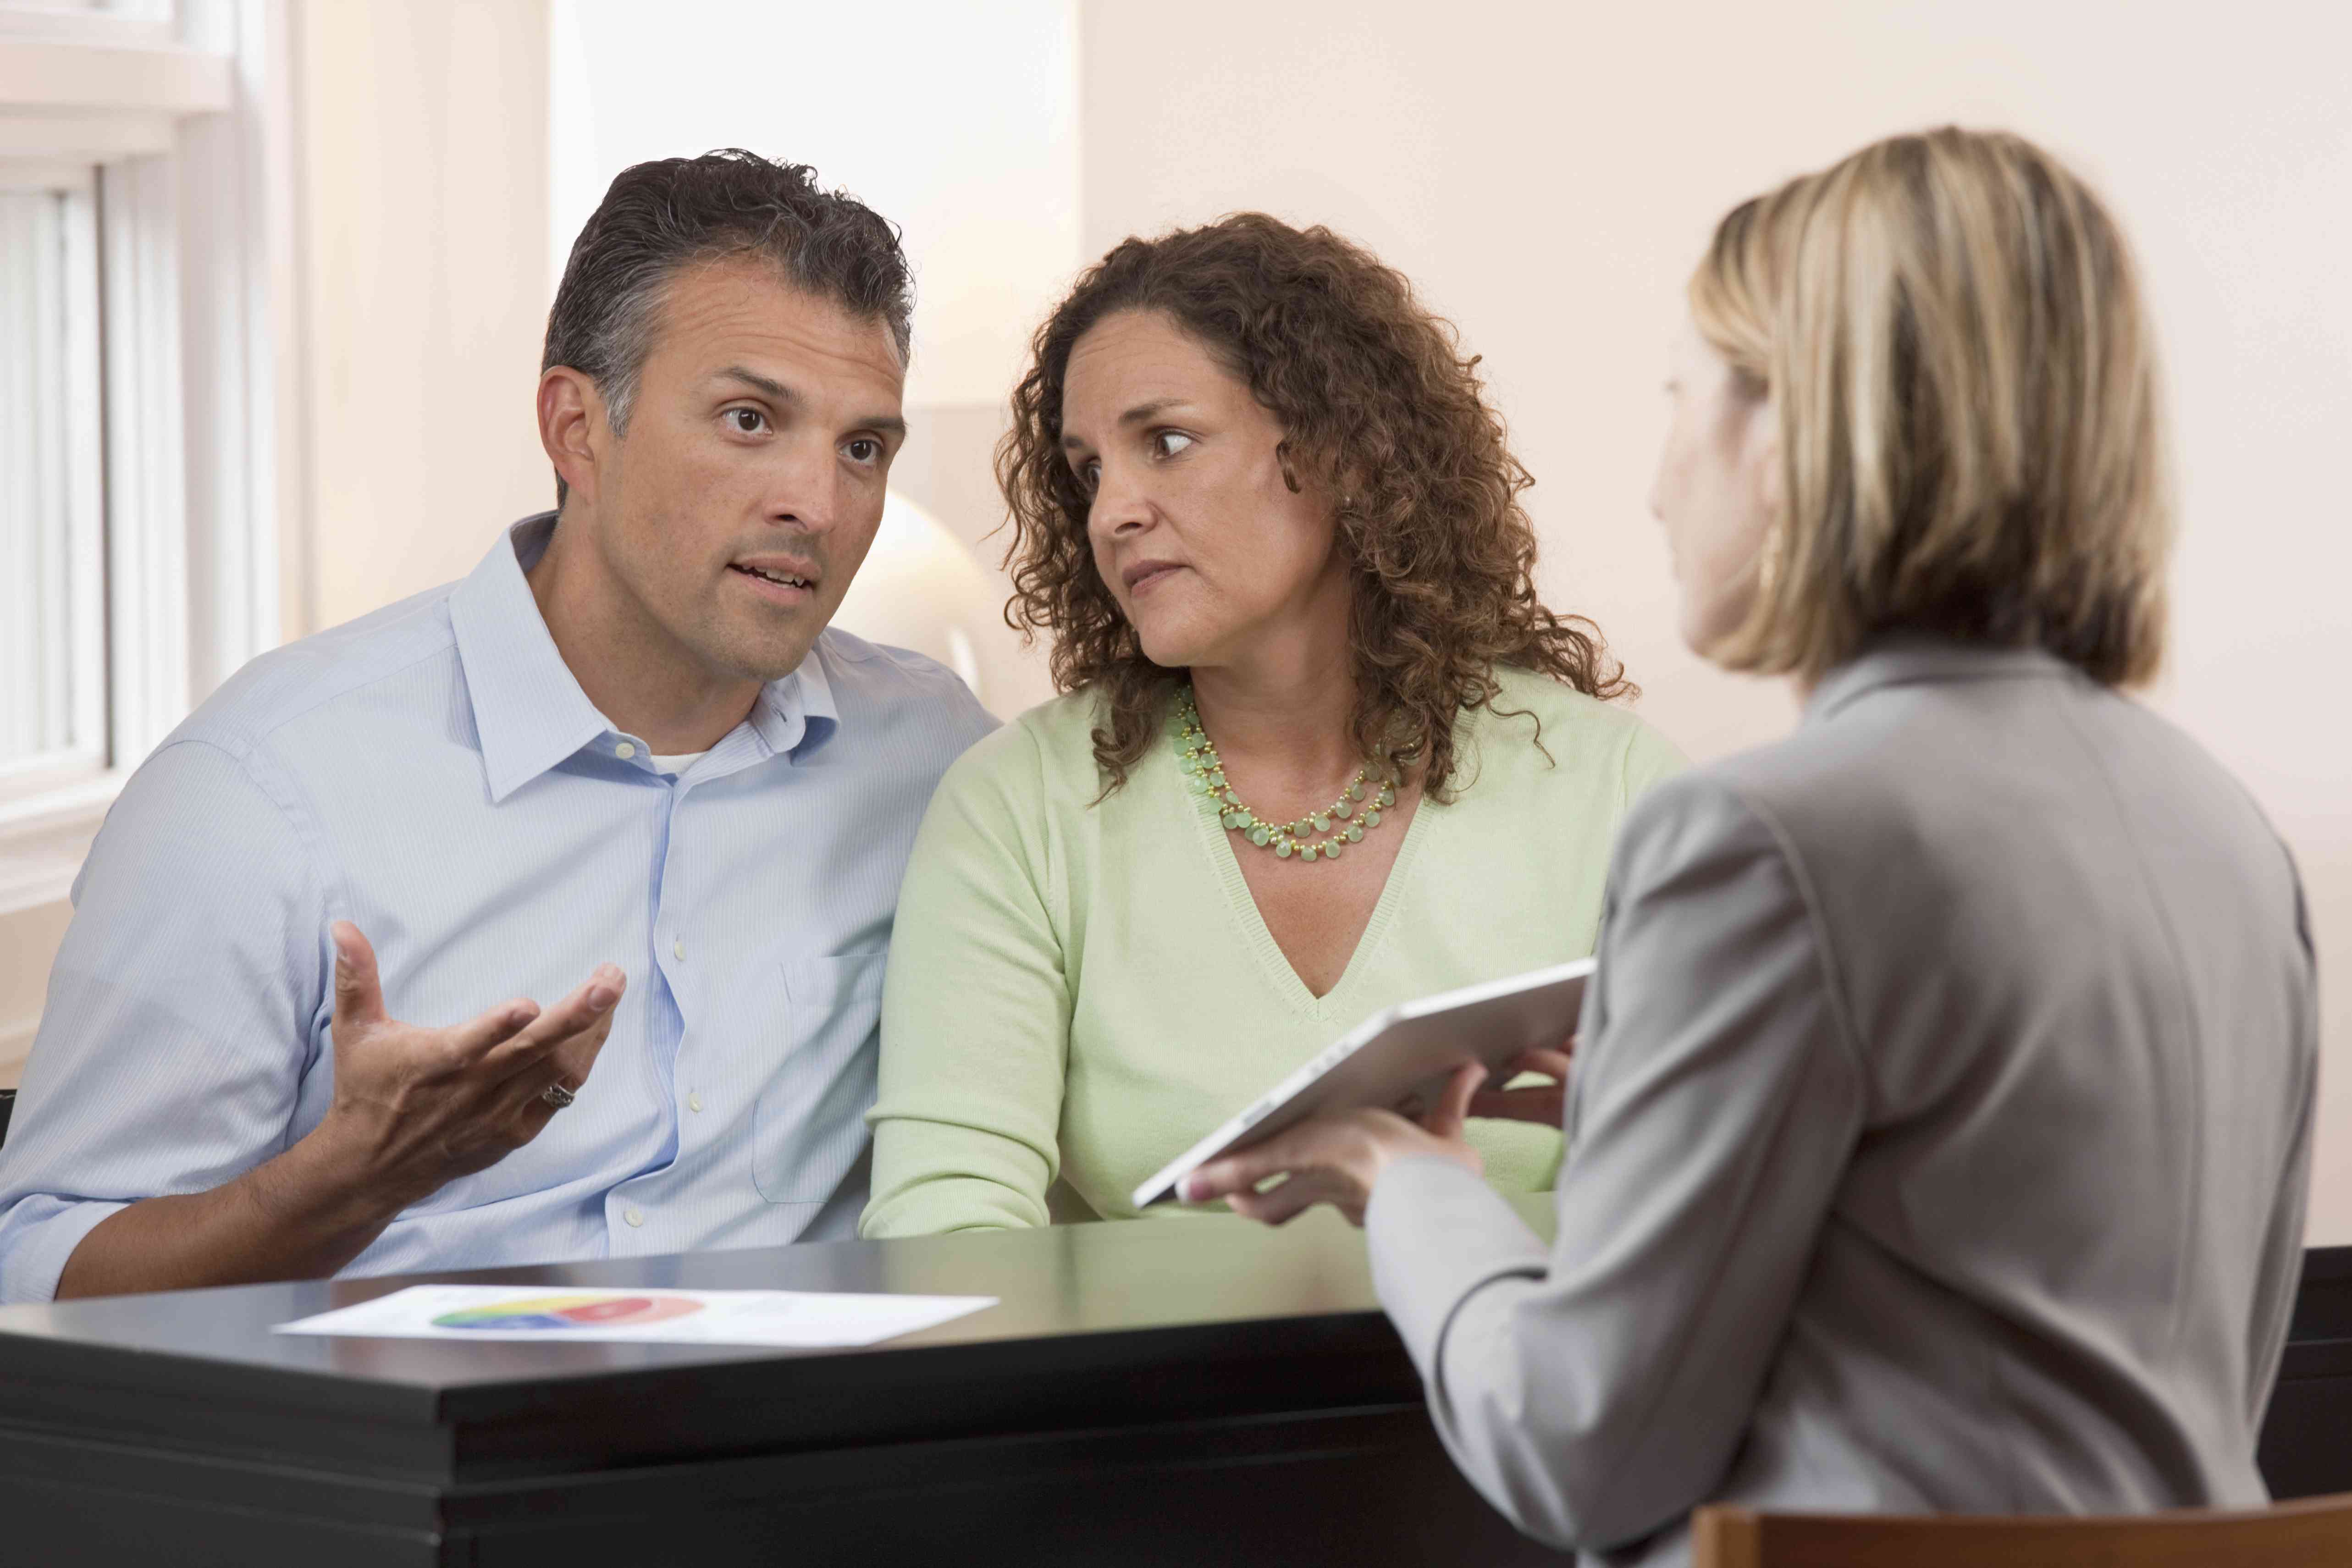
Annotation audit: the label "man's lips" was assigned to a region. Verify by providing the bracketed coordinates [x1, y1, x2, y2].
[729, 560, 818, 603]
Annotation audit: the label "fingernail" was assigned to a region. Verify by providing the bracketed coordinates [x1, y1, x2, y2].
[587, 984, 617, 1012]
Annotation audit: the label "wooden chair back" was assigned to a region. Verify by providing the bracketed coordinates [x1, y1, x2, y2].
[1692, 1492, 2352, 1568]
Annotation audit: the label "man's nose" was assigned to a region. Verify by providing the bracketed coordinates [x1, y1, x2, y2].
[762, 438, 839, 533]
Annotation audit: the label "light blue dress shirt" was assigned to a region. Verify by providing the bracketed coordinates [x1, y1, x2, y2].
[0, 514, 994, 1303]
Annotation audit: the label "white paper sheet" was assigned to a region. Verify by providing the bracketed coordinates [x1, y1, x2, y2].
[272, 1284, 997, 1348]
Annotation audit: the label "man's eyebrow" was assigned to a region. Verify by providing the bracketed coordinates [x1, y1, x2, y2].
[712, 365, 798, 403]
[712, 366, 905, 438]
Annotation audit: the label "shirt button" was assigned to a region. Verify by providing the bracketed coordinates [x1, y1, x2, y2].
[688, 1092, 704, 1113]
[615, 742, 636, 759]
[672, 936, 687, 961]
[624, 1208, 645, 1228]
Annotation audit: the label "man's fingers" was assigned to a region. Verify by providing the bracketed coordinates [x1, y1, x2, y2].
[328, 922, 389, 1034]
[481, 966, 625, 1079]
[541, 999, 619, 1098]
[504, 1066, 584, 1140]
[447, 996, 542, 1058]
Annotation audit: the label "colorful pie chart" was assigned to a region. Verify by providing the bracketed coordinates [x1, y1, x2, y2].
[430, 1293, 705, 1331]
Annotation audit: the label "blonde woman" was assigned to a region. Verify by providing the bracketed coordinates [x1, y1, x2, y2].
[1187, 129, 2318, 1559]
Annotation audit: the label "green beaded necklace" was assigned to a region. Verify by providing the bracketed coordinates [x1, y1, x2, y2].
[1174, 685, 1398, 864]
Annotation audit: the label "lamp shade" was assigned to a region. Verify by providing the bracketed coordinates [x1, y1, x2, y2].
[829, 491, 1005, 709]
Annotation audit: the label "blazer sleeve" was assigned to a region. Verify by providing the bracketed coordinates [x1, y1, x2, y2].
[1365, 772, 1867, 1552]
[861, 727, 1074, 1237]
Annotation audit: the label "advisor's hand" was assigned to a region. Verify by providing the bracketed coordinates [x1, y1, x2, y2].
[1182, 1062, 1488, 1228]
[314, 921, 625, 1210]
[1465, 1038, 1576, 1126]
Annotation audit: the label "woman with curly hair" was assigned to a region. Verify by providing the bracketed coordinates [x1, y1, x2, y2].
[860, 215, 1682, 1237]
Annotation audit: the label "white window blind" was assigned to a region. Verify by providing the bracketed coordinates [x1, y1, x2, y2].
[0, 173, 105, 784]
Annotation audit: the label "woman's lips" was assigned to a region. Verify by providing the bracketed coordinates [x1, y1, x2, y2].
[1125, 563, 1186, 596]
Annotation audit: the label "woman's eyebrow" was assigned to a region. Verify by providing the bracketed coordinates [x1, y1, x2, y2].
[1062, 397, 1193, 451]
[1117, 398, 1188, 427]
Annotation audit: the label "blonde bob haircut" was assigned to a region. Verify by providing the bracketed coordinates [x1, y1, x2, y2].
[1690, 127, 2170, 686]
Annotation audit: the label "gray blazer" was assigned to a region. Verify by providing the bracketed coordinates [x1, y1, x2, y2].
[1368, 637, 2318, 1566]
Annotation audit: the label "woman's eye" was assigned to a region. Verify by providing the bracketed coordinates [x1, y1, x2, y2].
[727, 408, 767, 435]
[1151, 431, 1195, 459]
[1076, 459, 1100, 493]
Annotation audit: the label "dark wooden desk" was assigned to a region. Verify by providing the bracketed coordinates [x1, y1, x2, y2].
[2261, 1244, 2352, 1502]
[0, 1205, 1562, 1568]
[2, 1213, 2343, 1568]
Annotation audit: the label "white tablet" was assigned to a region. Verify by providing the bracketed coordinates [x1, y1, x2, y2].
[1132, 956, 1594, 1209]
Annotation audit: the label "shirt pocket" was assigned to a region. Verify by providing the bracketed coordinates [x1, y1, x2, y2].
[752, 951, 888, 1204]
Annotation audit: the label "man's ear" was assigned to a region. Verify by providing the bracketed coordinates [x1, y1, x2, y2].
[539, 367, 607, 507]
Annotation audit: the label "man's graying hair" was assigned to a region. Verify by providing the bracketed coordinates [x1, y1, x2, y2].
[541, 149, 914, 505]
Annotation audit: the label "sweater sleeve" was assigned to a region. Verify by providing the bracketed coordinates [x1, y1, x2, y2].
[861, 725, 1075, 1237]
[1618, 713, 1691, 812]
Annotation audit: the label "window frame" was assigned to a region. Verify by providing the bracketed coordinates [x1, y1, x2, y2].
[0, 168, 105, 794]
[0, 0, 295, 915]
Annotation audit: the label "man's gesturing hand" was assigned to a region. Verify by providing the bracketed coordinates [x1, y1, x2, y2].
[315, 921, 626, 1212]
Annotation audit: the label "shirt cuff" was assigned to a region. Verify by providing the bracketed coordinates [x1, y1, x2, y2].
[1365, 1156, 1549, 1375]
[0, 1197, 131, 1305]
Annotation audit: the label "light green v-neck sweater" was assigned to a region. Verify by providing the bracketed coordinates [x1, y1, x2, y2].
[861, 667, 1686, 1237]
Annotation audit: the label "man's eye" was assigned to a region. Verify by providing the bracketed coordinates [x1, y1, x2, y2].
[1151, 431, 1194, 459]
[1076, 459, 1100, 493]
[845, 437, 882, 464]
[727, 408, 767, 435]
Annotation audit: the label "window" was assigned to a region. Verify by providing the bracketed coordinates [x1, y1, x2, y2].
[0, 172, 105, 794]
[0, 0, 290, 913]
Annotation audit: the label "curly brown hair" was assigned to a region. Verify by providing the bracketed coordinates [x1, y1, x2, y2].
[997, 212, 1629, 799]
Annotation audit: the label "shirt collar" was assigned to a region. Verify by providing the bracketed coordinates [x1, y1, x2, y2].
[449, 514, 844, 801]
[1805, 631, 2074, 727]
[754, 641, 839, 759]
[449, 515, 615, 803]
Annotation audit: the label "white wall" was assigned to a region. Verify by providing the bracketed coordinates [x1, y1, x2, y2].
[549, 0, 1076, 712]
[552, 0, 1079, 410]
[293, 0, 552, 632]
[1078, 0, 2352, 1240]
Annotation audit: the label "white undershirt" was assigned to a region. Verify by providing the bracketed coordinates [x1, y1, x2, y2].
[649, 751, 706, 776]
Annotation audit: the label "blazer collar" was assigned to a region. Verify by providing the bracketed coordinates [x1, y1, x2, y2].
[1805, 633, 2076, 726]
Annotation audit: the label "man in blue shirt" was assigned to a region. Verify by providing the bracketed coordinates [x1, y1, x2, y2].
[0, 151, 994, 1303]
